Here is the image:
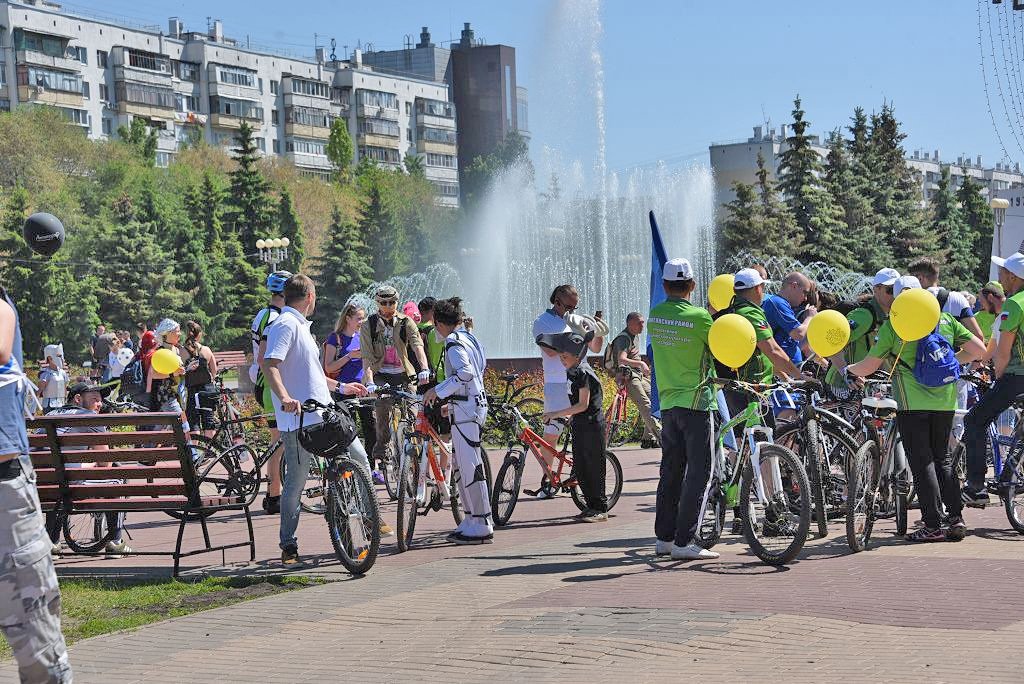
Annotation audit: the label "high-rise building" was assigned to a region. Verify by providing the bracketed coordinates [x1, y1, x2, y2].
[0, 2, 459, 206]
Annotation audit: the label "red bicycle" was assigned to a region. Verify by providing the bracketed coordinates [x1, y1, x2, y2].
[604, 373, 642, 447]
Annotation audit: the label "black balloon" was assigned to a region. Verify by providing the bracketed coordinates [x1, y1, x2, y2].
[23, 212, 65, 256]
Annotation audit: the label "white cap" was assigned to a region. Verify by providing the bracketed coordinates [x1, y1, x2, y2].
[663, 258, 694, 282]
[893, 275, 921, 297]
[733, 268, 765, 289]
[872, 268, 900, 287]
[992, 252, 1024, 279]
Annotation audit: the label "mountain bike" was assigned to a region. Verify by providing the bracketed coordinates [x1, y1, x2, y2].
[693, 377, 812, 566]
[490, 402, 623, 526]
[485, 372, 544, 444]
[378, 385, 417, 501]
[604, 374, 642, 448]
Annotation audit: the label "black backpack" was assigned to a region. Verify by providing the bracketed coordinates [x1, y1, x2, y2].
[120, 354, 145, 401]
[832, 299, 880, 338]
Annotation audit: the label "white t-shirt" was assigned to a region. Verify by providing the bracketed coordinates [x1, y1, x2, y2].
[39, 368, 68, 401]
[249, 306, 281, 384]
[991, 315, 1002, 345]
[532, 309, 571, 384]
[263, 306, 331, 432]
[929, 287, 975, 320]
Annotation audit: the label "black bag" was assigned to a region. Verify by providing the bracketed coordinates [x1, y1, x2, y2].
[298, 402, 358, 458]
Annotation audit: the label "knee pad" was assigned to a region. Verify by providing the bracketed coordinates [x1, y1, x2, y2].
[470, 464, 487, 486]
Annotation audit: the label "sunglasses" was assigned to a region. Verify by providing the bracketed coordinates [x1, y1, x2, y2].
[883, 286, 894, 295]
[377, 299, 397, 307]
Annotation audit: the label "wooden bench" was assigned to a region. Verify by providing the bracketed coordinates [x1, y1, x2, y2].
[27, 412, 255, 576]
[213, 350, 248, 371]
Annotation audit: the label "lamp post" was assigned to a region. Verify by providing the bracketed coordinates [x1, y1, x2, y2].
[256, 237, 290, 272]
[990, 197, 1010, 254]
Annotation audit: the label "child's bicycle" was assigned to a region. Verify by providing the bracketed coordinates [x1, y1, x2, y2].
[694, 377, 812, 566]
[489, 402, 623, 526]
[604, 373, 642, 447]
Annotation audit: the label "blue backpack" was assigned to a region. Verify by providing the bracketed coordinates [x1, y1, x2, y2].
[911, 325, 960, 388]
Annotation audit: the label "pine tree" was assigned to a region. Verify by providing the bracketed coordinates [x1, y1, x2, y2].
[117, 117, 157, 166]
[226, 122, 275, 250]
[720, 152, 801, 262]
[720, 181, 761, 262]
[958, 173, 996, 284]
[824, 130, 890, 272]
[357, 176, 404, 280]
[211, 232, 266, 349]
[186, 171, 226, 253]
[310, 206, 373, 337]
[754, 152, 803, 259]
[929, 166, 977, 290]
[277, 188, 304, 272]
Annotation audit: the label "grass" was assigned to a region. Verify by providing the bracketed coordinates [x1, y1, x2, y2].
[0, 575, 323, 661]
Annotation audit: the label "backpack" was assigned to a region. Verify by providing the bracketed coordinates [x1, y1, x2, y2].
[833, 300, 880, 338]
[909, 325, 960, 388]
[602, 333, 627, 371]
[368, 312, 421, 373]
[119, 354, 145, 401]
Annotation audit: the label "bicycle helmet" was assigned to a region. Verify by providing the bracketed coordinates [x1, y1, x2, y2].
[154, 318, 180, 341]
[266, 270, 293, 294]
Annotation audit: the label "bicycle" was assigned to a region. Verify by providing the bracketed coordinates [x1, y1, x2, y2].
[490, 402, 623, 527]
[846, 380, 912, 551]
[693, 377, 812, 566]
[294, 398, 381, 574]
[950, 370, 1018, 494]
[378, 384, 417, 501]
[603, 372, 643, 448]
[485, 371, 544, 443]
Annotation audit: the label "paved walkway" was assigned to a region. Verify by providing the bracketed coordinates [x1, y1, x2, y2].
[4, 447, 1024, 682]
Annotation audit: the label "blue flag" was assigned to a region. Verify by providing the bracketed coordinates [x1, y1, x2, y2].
[648, 210, 668, 419]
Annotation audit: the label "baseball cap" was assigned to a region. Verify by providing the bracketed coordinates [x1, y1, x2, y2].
[893, 275, 921, 297]
[992, 252, 1024, 280]
[662, 258, 694, 282]
[983, 280, 1006, 297]
[733, 268, 765, 289]
[872, 268, 900, 287]
[375, 285, 398, 300]
[66, 382, 112, 401]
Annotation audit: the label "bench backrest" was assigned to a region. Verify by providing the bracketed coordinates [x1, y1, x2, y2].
[213, 350, 247, 370]
[26, 412, 197, 512]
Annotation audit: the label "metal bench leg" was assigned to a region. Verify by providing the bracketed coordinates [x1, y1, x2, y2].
[173, 516, 187, 578]
[243, 505, 256, 561]
[199, 515, 212, 549]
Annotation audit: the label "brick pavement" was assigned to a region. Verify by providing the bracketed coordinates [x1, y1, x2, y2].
[3, 446, 1024, 682]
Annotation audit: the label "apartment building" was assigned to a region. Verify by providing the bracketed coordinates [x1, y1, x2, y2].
[0, 1, 459, 206]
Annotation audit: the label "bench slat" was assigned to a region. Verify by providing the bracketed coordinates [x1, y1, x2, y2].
[28, 412, 183, 429]
[29, 446, 183, 466]
[35, 465, 184, 483]
[38, 483, 187, 500]
[71, 495, 242, 511]
[29, 431, 182, 448]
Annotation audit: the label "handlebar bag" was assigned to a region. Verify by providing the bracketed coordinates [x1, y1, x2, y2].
[298, 403, 358, 457]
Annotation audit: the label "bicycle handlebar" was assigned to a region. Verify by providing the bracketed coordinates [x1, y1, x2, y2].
[709, 377, 821, 394]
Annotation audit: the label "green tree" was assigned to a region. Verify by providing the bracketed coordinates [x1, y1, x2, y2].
[824, 130, 890, 272]
[117, 117, 157, 167]
[226, 122, 275, 250]
[403, 152, 425, 178]
[357, 178, 402, 279]
[210, 231, 265, 349]
[958, 172, 996, 284]
[310, 206, 373, 336]
[326, 118, 354, 182]
[720, 152, 802, 262]
[277, 188, 304, 272]
[929, 166, 976, 290]
[185, 171, 226, 253]
[462, 130, 532, 207]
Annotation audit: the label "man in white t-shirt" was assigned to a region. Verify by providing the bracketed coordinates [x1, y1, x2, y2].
[531, 285, 607, 492]
[261, 274, 367, 566]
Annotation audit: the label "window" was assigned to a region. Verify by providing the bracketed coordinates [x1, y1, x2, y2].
[416, 98, 454, 118]
[0, 99, 10, 113]
[58, 107, 89, 126]
[216, 65, 256, 87]
[115, 82, 174, 108]
[356, 89, 398, 109]
[155, 151, 172, 168]
[432, 181, 460, 197]
[125, 49, 171, 73]
[97, 50, 108, 67]
[357, 118, 399, 137]
[173, 60, 199, 82]
[405, 101, 411, 115]
[407, 128, 412, 142]
[256, 137, 266, 153]
[15, 30, 65, 58]
[286, 138, 327, 156]
[273, 139, 280, 154]
[209, 96, 263, 120]
[258, 78, 263, 94]
[290, 78, 329, 98]
[425, 153, 457, 168]
[0, 63, 6, 88]
[287, 106, 331, 128]
[75, 46, 87, 64]
[418, 126, 457, 145]
[17, 66, 84, 94]
[359, 145, 401, 164]
[82, 81, 90, 99]
[271, 109, 278, 124]
[175, 93, 198, 113]
[270, 80, 279, 95]
[101, 118, 112, 135]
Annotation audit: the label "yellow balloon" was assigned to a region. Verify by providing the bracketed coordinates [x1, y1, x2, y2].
[708, 274, 735, 312]
[806, 310, 851, 358]
[889, 288, 941, 341]
[708, 313, 757, 370]
[151, 348, 181, 375]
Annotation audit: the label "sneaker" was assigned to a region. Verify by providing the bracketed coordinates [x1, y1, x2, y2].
[906, 527, 945, 543]
[946, 517, 968, 542]
[580, 510, 608, 523]
[730, 518, 743, 535]
[655, 539, 673, 556]
[372, 470, 385, 485]
[51, 543, 62, 558]
[263, 495, 281, 515]
[104, 539, 133, 559]
[379, 522, 395, 537]
[962, 488, 990, 509]
[450, 531, 494, 545]
[670, 543, 720, 560]
[281, 544, 302, 566]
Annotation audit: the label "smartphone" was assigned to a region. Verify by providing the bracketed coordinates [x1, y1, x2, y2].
[594, 310, 603, 320]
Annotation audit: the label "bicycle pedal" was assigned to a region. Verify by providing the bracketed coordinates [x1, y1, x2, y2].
[522, 488, 540, 497]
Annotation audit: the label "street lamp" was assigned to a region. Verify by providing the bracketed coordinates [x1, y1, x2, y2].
[256, 237, 291, 272]
[991, 197, 1010, 254]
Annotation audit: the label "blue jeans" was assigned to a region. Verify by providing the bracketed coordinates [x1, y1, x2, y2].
[964, 373, 1024, 491]
[278, 430, 313, 551]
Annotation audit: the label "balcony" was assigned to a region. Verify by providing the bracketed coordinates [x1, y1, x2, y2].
[417, 112, 456, 130]
[356, 104, 399, 121]
[357, 133, 400, 148]
[116, 100, 174, 121]
[17, 85, 83, 108]
[284, 122, 330, 140]
[417, 139, 457, 155]
[16, 49, 80, 73]
[284, 151, 332, 170]
[209, 113, 248, 129]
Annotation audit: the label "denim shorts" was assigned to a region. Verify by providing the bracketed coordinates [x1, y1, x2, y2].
[0, 381, 28, 457]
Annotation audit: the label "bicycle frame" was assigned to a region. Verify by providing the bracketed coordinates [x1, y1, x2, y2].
[708, 394, 776, 509]
[406, 408, 456, 508]
[508, 407, 574, 488]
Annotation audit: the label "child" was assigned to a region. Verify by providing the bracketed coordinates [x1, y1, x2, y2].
[38, 343, 69, 412]
[537, 331, 607, 522]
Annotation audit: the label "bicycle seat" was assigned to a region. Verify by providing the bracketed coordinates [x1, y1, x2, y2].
[861, 396, 897, 410]
[502, 373, 520, 383]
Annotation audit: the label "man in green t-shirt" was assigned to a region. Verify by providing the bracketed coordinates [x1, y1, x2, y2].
[975, 280, 1005, 349]
[729, 268, 803, 384]
[417, 297, 449, 439]
[847, 276, 985, 541]
[826, 267, 900, 386]
[648, 257, 718, 561]
[963, 253, 1024, 507]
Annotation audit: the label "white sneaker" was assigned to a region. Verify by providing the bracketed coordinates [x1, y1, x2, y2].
[534, 489, 552, 500]
[655, 539, 673, 556]
[104, 539, 133, 559]
[670, 543, 719, 561]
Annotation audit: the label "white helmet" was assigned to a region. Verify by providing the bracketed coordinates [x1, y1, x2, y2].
[155, 318, 180, 341]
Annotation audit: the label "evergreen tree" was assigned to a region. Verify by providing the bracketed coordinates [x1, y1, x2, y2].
[357, 179, 402, 280]
[277, 188, 304, 272]
[210, 231, 265, 349]
[720, 180, 761, 262]
[754, 153, 803, 259]
[186, 171, 226, 253]
[958, 173, 996, 284]
[326, 118, 354, 182]
[824, 130, 890, 272]
[720, 152, 801, 262]
[310, 206, 373, 336]
[117, 117, 157, 166]
[929, 166, 976, 290]
[226, 122, 275, 250]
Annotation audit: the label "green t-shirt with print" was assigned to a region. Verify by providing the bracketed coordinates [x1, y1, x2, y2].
[1000, 290, 1024, 376]
[419, 323, 446, 382]
[867, 313, 972, 411]
[731, 297, 774, 384]
[648, 297, 714, 411]
[825, 297, 886, 388]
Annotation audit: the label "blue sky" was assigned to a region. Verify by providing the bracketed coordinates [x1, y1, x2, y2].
[75, 0, 1013, 171]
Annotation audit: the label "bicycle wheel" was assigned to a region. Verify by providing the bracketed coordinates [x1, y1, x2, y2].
[396, 440, 420, 552]
[449, 461, 465, 525]
[478, 445, 493, 497]
[165, 440, 233, 521]
[777, 420, 856, 536]
[325, 461, 381, 574]
[846, 440, 879, 552]
[381, 420, 406, 501]
[740, 443, 811, 566]
[570, 450, 624, 512]
[803, 420, 829, 539]
[63, 511, 119, 553]
[693, 480, 726, 550]
[280, 450, 326, 515]
[491, 450, 525, 526]
[1003, 452, 1024, 534]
